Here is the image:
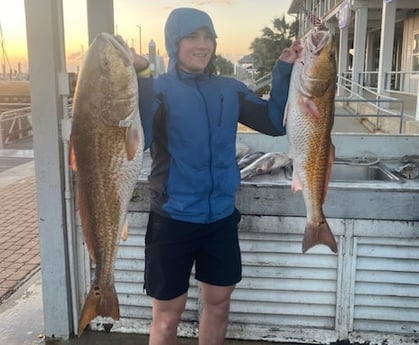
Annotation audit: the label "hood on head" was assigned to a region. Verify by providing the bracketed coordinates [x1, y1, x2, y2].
[164, 7, 217, 73]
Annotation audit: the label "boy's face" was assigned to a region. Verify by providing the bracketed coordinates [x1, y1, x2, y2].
[177, 28, 216, 73]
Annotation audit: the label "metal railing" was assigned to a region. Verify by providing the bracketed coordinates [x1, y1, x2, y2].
[0, 106, 33, 149]
[336, 74, 405, 133]
[247, 72, 272, 93]
[358, 70, 419, 96]
[245, 70, 407, 133]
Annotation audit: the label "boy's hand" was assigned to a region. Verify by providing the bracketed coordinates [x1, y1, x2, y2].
[278, 40, 302, 64]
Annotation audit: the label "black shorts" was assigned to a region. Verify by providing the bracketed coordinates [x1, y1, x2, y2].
[144, 209, 242, 300]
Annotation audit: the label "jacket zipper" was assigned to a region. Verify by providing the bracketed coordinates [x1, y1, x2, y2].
[218, 96, 223, 126]
[195, 78, 214, 222]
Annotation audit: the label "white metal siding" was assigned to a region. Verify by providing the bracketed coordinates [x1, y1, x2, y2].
[230, 216, 340, 332]
[352, 222, 419, 335]
[77, 210, 419, 344]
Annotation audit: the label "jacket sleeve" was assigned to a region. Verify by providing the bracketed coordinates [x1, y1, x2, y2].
[138, 76, 158, 150]
[238, 60, 293, 136]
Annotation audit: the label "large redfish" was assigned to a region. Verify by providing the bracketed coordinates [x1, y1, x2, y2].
[285, 28, 337, 253]
[69, 33, 144, 335]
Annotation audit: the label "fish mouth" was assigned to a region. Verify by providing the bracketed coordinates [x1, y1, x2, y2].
[295, 28, 335, 97]
[307, 28, 332, 54]
[95, 32, 133, 65]
[85, 33, 138, 128]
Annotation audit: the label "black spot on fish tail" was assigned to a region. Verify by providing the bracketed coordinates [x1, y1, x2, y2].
[77, 283, 120, 336]
[302, 218, 337, 253]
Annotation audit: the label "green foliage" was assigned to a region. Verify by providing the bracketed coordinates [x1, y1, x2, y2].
[250, 15, 298, 78]
[214, 54, 234, 76]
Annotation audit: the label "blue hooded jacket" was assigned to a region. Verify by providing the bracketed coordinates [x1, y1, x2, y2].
[139, 7, 293, 223]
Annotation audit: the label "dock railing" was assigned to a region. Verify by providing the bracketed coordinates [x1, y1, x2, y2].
[336, 73, 405, 133]
[0, 106, 33, 149]
[358, 70, 419, 96]
[247, 72, 272, 93]
[246, 71, 407, 133]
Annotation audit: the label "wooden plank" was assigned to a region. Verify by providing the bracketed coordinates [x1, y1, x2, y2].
[237, 277, 337, 292]
[353, 219, 419, 237]
[356, 257, 419, 272]
[355, 294, 419, 309]
[357, 246, 419, 259]
[229, 300, 336, 317]
[228, 312, 336, 329]
[354, 306, 419, 322]
[352, 320, 418, 334]
[241, 265, 337, 280]
[232, 289, 336, 305]
[356, 270, 419, 284]
[242, 252, 338, 268]
[355, 282, 419, 297]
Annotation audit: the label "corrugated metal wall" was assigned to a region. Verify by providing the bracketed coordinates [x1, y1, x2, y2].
[230, 216, 340, 332]
[352, 220, 419, 335]
[78, 211, 419, 344]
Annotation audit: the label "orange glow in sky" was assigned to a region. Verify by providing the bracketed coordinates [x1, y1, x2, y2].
[0, 1, 27, 70]
[1, 0, 294, 73]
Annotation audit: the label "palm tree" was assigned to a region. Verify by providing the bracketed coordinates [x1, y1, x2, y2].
[250, 16, 298, 78]
[214, 54, 234, 76]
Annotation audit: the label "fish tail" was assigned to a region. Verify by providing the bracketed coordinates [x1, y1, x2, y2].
[302, 218, 337, 253]
[77, 283, 120, 336]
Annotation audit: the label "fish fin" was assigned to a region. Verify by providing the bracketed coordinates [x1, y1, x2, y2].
[69, 134, 77, 172]
[291, 169, 303, 192]
[77, 192, 97, 263]
[299, 96, 321, 119]
[120, 218, 128, 241]
[125, 126, 140, 161]
[302, 218, 338, 253]
[77, 283, 120, 336]
[322, 144, 335, 204]
[283, 102, 289, 126]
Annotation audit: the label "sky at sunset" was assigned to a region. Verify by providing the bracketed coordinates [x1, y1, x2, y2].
[0, 0, 294, 73]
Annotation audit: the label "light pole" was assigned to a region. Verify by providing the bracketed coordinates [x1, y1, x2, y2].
[137, 25, 142, 54]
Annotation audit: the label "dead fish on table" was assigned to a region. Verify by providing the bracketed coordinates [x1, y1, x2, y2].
[393, 163, 419, 179]
[240, 152, 290, 180]
[238, 151, 265, 169]
[400, 154, 419, 167]
[236, 141, 251, 159]
[285, 27, 338, 254]
[69, 33, 144, 335]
